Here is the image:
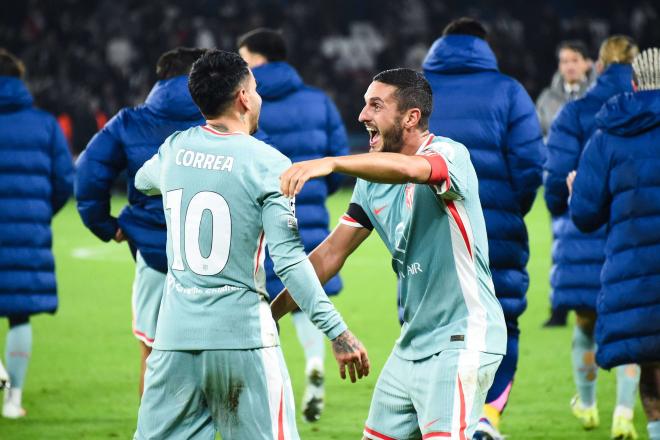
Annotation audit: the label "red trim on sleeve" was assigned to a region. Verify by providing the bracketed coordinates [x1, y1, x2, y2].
[422, 154, 450, 190]
[422, 432, 451, 438]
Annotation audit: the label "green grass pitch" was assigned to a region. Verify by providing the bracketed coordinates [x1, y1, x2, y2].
[0, 190, 649, 439]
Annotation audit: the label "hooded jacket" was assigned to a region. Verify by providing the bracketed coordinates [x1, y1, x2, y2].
[536, 70, 593, 137]
[544, 64, 633, 311]
[75, 75, 204, 272]
[0, 76, 74, 316]
[252, 62, 349, 298]
[570, 90, 660, 368]
[422, 35, 543, 321]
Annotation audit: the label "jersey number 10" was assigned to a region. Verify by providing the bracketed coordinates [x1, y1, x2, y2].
[165, 189, 231, 276]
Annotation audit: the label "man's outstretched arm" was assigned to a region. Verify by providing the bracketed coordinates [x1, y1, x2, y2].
[280, 153, 434, 198]
[271, 222, 371, 321]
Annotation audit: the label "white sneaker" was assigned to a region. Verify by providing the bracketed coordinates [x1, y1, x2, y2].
[0, 361, 9, 390]
[473, 418, 505, 440]
[3, 388, 26, 419]
[302, 360, 324, 423]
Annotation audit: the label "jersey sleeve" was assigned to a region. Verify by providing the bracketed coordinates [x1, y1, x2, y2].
[260, 155, 347, 339]
[134, 151, 162, 196]
[339, 179, 374, 230]
[419, 140, 468, 200]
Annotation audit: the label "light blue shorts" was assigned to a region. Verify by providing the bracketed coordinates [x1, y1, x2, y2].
[364, 349, 502, 440]
[134, 346, 299, 440]
[131, 252, 165, 346]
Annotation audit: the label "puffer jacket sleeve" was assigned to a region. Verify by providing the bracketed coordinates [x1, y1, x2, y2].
[74, 113, 127, 241]
[324, 97, 349, 195]
[504, 82, 544, 216]
[49, 116, 74, 214]
[544, 102, 582, 216]
[570, 131, 611, 233]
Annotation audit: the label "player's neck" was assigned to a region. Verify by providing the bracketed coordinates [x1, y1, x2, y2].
[400, 129, 431, 156]
[205, 114, 249, 135]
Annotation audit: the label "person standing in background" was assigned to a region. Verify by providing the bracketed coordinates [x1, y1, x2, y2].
[569, 47, 660, 440]
[536, 41, 594, 140]
[238, 28, 350, 423]
[537, 40, 594, 328]
[544, 36, 640, 438]
[75, 47, 206, 396]
[0, 48, 74, 418]
[422, 18, 544, 440]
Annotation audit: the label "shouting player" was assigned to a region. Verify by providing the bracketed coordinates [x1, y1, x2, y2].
[132, 50, 369, 440]
[273, 68, 507, 439]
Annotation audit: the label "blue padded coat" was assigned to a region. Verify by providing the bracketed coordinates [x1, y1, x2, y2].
[0, 76, 74, 316]
[253, 62, 349, 298]
[570, 90, 660, 369]
[75, 75, 204, 273]
[544, 64, 633, 311]
[422, 35, 543, 320]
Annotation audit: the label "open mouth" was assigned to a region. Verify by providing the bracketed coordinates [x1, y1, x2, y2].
[366, 126, 381, 148]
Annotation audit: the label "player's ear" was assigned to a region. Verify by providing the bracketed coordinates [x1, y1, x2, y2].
[237, 87, 250, 112]
[403, 108, 421, 129]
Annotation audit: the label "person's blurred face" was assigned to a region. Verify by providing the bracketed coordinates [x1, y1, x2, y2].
[358, 81, 405, 153]
[558, 48, 590, 84]
[238, 47, 267, 69]
[238, 70, 262, 134]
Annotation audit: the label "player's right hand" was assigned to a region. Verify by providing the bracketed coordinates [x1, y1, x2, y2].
[331, 330, 370, 383]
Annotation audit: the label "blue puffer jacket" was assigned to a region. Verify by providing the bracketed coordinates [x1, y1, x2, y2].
[570, 90, 660, 369]
[253, 62, 349, 298]
[75, 75, 204, 273]
[544, 64, 633, 311]
[0, 76, 74, 316]
[422, 35, 543, 320]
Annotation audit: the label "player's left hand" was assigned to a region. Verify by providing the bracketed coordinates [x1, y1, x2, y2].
[280, 158, 335, 198]
[331, 330, 370, 383]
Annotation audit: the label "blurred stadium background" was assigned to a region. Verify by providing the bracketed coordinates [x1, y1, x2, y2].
[1, 1, 658, 438]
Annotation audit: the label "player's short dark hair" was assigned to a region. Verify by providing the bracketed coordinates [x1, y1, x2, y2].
[442, 17, 488, 40]
[188, 50, 250, 118]
[556, 40, 590, 60]
[156, 47, 208, 80]
[237, 28, 287, 62]
[0, 48, 25, 78]
[373, 68, 433, 131]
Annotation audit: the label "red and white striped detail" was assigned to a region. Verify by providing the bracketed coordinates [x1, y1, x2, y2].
[201, 124, 243, 136]
[422, 432, 451, 438]
[445, 199, 487, 353]
[260, 347, 292, 440]
[450, 350, 481, 440]
[253, 230, 267, 295]
[340, 214, 365, 228]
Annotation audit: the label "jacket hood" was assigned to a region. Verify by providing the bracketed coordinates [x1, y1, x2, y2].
[253, 62, 304, 100]
[596, 90, 660, 136]
[422, 35, 498, 74]
[584, 63, 633, 102]
[144, 75, 200, 120]
[0, 76, 33, 112]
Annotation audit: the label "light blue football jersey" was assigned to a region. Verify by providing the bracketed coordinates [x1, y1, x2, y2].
[343, 134, 506, 360]
[135, 125, 347, 350]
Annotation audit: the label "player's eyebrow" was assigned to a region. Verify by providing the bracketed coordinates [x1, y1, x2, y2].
[365, 96, 385, 105]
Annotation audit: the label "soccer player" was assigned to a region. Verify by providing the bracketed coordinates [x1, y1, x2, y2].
[545, 36, 640, 437]
[0, 48, 74, 418]
[238, 27, 350, 422]
[569, 47, 660, 440]
[132, 50, 369, 440]
[75, 47, 206, 395]
[422, 18, 544, 439]
[274, 68, 507, 440]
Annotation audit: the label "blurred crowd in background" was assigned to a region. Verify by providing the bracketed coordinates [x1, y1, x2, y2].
[1, 0, 658, 155]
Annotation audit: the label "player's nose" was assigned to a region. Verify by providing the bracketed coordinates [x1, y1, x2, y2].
[358, 105, 370, 123]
